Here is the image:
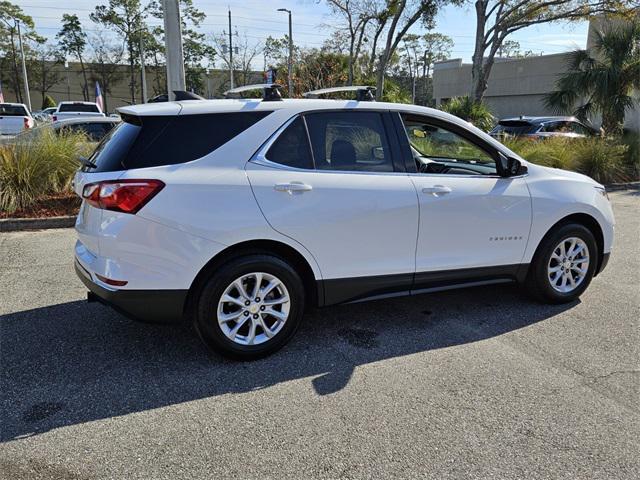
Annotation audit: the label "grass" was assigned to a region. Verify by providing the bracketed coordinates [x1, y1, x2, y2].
[0, 129, 94, 214]
[502, 136, 633, 184]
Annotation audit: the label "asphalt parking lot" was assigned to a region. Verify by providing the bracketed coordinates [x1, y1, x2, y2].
[1, 189, 638, 480]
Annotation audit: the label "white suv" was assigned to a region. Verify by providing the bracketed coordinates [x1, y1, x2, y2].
[73, 86, 614, 359]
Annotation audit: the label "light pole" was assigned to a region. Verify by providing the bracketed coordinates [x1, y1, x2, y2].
[228, 9, 234, 89]
[162, 0, 185, 101]
[277, 8, 293, 96]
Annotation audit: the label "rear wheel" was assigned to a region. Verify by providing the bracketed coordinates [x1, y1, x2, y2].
[526, 223, 598, 304]
[194, 255, 305, 360]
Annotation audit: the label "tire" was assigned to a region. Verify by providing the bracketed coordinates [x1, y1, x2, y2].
[193, 254, 305, 360]
[526, 223, 598, 304]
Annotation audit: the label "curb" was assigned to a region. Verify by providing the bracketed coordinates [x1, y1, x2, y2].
[605, 181, 640, 192]
[0, 216, 76, 232]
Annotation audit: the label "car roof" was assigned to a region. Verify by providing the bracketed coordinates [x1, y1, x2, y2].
[58, 101, 99, 105]
[118, 98, 462, 119]
[0, 102, 28, 107]
[52, 117, 119, 125]
[499, 116, 580, 124]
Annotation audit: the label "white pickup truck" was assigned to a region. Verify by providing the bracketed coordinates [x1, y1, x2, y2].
[0, 103, 34, 135]
[53, 101, 105, 121]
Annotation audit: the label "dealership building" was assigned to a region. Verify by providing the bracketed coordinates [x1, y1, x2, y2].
[432, 17, 639, 131]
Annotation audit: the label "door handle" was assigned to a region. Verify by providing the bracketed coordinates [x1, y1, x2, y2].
[422, 185, 452, 196]
[274, 182, 313, 194]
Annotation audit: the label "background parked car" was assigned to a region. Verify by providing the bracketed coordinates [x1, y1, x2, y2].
[53, 101, 105, 122]
[16, 117, 120, 143]
[0, 103, 34, 136]
[490, 116, 598, 139]
[32, 107, 58, 124]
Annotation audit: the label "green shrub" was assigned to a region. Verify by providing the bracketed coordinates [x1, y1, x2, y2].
[439, 96, 496, 132]
[502, 137, 577, 170]
[620, 130, 639, 178]
[572, 138, 628, 184]
[0, 129, 92, 213]
[502, 136, 631, 184]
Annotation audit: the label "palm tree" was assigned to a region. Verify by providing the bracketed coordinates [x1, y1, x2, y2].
[545, 23, 640, 136]
[440, 96, 496, 132]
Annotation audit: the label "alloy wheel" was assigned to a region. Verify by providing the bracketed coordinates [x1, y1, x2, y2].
[547, 237, 590, 293]
[217, 272, 290, 346]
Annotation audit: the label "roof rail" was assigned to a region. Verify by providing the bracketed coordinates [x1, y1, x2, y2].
[173, 90, 205, 101]
[303, 86, 376, 101]
[224, 84, 283, 102]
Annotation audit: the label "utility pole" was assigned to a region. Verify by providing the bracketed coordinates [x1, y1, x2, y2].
[228, 9, 234, 89]
[139, 35, 148, 103]
[162, 0, 185, 101]
[277, 8, 293, 96]
[65, 61, 71, 100]
[16, 20, 31, 111]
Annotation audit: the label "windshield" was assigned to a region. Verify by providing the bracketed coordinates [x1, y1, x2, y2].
[491, 121, 538, 135]
[0, 105, 29, 116]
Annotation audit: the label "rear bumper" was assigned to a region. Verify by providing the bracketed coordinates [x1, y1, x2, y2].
[75, 260, 187, 323]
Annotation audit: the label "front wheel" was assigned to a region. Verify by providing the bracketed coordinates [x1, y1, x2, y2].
[194, 254, 305, 360]
[526, 224, 598, 304]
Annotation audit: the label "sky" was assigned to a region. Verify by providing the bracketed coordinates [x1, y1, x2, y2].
[19, 0, 590, 66]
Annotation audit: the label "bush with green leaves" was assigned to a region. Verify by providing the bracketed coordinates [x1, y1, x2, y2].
[439, 96, 496, 132]
[503, 136, 631, 184]
[0, 129, 93, 213]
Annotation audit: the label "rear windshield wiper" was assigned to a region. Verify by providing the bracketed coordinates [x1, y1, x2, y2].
[78, 156, 97, 169]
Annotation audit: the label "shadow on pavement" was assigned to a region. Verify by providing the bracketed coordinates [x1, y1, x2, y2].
[0, 285, 575, 441]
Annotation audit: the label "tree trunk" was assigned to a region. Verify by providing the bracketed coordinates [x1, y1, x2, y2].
[471, 1, 487, 102]
[78, 53, 89, 101]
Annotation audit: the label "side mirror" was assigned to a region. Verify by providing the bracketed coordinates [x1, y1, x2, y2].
[498, 152, 527, 177]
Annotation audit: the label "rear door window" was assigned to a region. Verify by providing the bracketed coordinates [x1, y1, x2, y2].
[86, 111, 272, 172]
[265, 117, 314, 169]
[305, 111, 393, 172]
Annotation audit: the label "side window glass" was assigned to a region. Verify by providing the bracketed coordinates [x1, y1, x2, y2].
[542, 122, 561, 133]
[401, 114, 496, 175]
[305, 112, 393, 172]
[265, 117, 314, 169]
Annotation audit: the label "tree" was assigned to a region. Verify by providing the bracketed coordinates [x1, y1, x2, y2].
[0, 1, 42, 102]
[469, 1, 627, 103]
[440, 96, 496, 131]
[544, 23, 640, 136]
[27, 42, 63, 108]
[88, 31, 125, 112]
[210, 32, 261, 90]
[374, 0, 449, 99]
[57, 14, 90, 101]
[91, 0, 146, 104]
[326, 1, 377, 85]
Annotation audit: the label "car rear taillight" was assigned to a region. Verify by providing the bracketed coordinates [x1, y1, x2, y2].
[82, 179, 165, 214]
[24, 117, 31, 129]
[52, 115, 57, 121]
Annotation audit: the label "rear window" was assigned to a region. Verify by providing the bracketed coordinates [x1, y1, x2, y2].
[0, 105, 28, 116]
[491, 121, 538, 135]
[59, 103, 100, 113]
[85, 111, 272, 172]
